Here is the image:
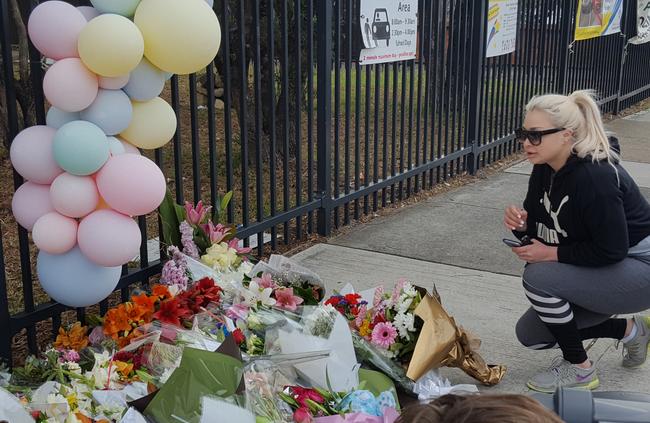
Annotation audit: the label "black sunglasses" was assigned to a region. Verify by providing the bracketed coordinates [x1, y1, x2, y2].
[515, 127, 565, 146]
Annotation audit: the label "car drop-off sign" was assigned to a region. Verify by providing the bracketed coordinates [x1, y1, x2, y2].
[359, 0, 418, 65]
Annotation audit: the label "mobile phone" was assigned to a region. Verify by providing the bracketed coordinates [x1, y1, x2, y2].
[503, 236, 532, 248]
[503, 238, 523, 247]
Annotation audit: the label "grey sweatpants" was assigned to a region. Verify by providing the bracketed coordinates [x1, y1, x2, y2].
[516, 256, 650, 348]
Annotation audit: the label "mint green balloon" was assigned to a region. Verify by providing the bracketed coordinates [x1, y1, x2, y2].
[90, 0, 141, 17]
[53, 120, 109, 176]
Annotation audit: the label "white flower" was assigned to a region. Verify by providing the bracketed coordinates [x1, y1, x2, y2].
[241, 280, 276, 308]
[393, 313, 416, 339]
[63, 361, 81, 374]
[44, 393, 70, 420]
[86, 354, 120, 390]
[396, 295, 413, 314]
[402, 283, 417, 298]
[239, 260, 254, 275]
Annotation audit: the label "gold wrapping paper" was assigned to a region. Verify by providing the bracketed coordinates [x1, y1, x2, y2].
[406, 290, 506, 386]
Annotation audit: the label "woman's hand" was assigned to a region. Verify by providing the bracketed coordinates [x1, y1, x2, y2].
[512, 239, 558, 263]
[504, 205, 528, 232]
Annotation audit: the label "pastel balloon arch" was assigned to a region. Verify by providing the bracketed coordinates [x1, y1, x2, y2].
[10, 0, 221, 307]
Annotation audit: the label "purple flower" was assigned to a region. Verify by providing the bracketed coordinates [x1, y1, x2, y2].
[88, 326, 106, 346]
[180, 221, 200, 259]
[62, 349, 80, 363]
[161, 257, 189, 289]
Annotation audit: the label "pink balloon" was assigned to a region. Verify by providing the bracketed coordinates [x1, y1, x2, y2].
[96, 154, 165, 216]
[78, 210, 141, 266]
[11, 182, 54, 231]
[98, 75, 130, 90]
[43, 58, 99, 112]
[50, 173, 99, 218]
[28, 1, 87, 60]
[33, 212, 78, 254]
[77, 6, 100, 22]
[9, 126, 63, 184]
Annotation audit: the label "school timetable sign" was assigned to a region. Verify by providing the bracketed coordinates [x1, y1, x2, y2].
[359, 0, 418, 65]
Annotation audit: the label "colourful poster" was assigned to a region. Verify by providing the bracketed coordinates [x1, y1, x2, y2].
[486, 0, 519, 58]
[575, 0, 623, 41]
[629, 0, 650, 44]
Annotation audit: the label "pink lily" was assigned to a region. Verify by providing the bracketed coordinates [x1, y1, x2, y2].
[274, 287, 304, 311]
[255, 272, 276, 289]
[228, 238, 253, 254]
[226, 303, 250, 321]
[184, 201, 211, 225]
[203, 221, 231, 244]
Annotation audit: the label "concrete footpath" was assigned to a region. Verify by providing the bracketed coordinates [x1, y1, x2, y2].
[292, 110, 650, 394]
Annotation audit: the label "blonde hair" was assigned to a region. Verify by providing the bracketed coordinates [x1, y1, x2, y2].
[525, 90, 618, 164]
[397, 394, 564, 423]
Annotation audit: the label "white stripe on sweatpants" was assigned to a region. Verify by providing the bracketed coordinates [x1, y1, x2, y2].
[524, 288, 564, 304]
[523, 285, 574, 325]
[538, 313, 574, 324]
[532, 302, 571, 315]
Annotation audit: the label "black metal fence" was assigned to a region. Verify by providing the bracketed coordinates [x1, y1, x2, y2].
[1, 0, 650, 364]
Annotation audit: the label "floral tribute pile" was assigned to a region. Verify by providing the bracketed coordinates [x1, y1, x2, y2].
[0, 199, 504, 422]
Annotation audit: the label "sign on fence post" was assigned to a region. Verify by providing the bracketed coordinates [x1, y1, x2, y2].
[629, 0, 650, 44]
[574, 0, 623, 40]
[486, 0, 518, 58]
[358, 0, 418, 65]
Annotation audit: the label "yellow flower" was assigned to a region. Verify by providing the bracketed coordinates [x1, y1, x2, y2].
[114, 360, 134, 379]
[201, 242, 240, 271]
[66, 392, 78, 411]
[359, 319, 372, 337]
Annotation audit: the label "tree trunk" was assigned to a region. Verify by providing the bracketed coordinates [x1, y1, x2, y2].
[1, 0, 37, 148]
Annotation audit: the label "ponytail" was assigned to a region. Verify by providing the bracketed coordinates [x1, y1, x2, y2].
[568, 90, 618, 164]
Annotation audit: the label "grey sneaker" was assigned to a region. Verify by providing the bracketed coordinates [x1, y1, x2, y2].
[622, 315, 650, 368]
[527, 357, 599, 393]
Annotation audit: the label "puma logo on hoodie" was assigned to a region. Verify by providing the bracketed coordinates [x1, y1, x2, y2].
[537, 192, 570, 244]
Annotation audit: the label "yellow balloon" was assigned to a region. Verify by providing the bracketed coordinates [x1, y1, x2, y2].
[134, 0, 221, 75]
[78, 14, 144, 77]
[119, 97, 177, 149]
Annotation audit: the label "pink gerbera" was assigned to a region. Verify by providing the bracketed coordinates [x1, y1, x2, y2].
[371, 322, 397, 349]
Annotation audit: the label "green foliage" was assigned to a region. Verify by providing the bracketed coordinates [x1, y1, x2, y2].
[10, 350, 62, 387]
[213, 191, 233, 224]
[159, 188, 185, 249]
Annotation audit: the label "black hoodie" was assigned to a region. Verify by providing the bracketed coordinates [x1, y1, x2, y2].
[516, 137, 650, 267]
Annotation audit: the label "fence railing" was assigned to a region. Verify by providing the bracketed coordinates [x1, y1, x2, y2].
[1, 0, 650, 364]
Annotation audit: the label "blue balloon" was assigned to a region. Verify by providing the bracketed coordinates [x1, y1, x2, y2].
[90, 0, 140, 17]
[37, 247, 121, 307]
[46, 107, 80, 129]
[123, 58, 166, 102]
[53, 120, 109, 175]
[80, 89, 133, 135]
